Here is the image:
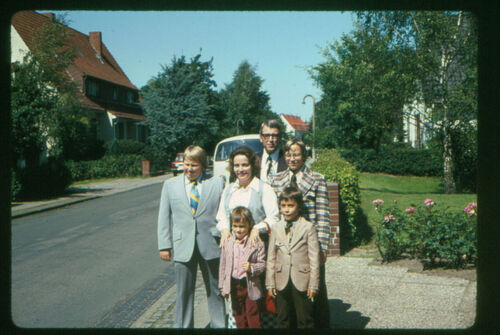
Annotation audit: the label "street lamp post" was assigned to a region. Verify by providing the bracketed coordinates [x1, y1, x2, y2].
[302, 94, 316, 160]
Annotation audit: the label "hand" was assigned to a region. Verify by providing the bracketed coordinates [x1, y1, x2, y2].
[159, 250, 171, 262]
[220, 229, 231, 247]
[242, 262, 251, 273]
[248, 227, 262, 247]
[268, 288, 277, 299]
[222, 292, 229, 300]
[307, 288, 318, 300]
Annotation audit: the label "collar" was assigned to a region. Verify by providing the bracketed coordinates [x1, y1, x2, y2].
[234, 235, 249, 245]
[289, 166, 305, 178]
[233, 176, 259, 191]
[184, 174, 203, 186]
[263, 149, 280, 163]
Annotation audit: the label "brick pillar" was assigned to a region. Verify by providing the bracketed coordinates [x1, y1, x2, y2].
[142, 160, 150, 177]
[327, 182, 340, 256]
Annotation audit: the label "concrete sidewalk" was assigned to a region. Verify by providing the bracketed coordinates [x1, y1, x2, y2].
[10, 174, 477, 329]
[132, 256, 476, 329]
[10, 173, 171, 218]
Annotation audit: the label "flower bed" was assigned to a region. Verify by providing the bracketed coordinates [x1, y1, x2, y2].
[373, 198, 477, 269]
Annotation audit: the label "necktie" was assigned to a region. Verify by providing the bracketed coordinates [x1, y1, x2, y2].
[266, 156, 273, 176]
[189, 181, 199, 215]
[290, 174, 298, 190]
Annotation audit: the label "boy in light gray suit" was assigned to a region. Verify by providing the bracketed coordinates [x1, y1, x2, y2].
[158, 145, 226, 328]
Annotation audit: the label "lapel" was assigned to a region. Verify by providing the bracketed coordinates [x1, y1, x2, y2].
[176, 175, 193, 213]
[277, 150, 288, 172]
[298, 166, 315, 196]
[276, 222, 291, 253]
[288, 217, 307, 250]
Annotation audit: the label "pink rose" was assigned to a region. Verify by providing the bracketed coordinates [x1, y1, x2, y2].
[405, 206, 415, 213]
[424, 198, 434, 207]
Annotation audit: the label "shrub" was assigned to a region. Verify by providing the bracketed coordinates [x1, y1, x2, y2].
[104, 139, 146, 156]
[338, 147, 442, 177]
[14, 158, 73, 200]
[312, 149, 362, 244]
[373, 198, 477, 269]
[66, 154, 144, 181]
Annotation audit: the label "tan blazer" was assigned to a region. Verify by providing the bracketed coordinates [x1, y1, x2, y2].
[265, 216, 320, 292]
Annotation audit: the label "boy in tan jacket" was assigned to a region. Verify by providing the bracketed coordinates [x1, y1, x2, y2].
[265, 186, 320, 328]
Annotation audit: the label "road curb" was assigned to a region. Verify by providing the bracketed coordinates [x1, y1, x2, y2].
[11, 195, 102, 219]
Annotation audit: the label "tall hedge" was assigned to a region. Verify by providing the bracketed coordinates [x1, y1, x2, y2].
[312, 149, 362, 244]
[337, 147, 442, 176]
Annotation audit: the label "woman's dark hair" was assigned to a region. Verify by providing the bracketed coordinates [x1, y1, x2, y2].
[227, 146, 261, 181]
[278, 185, 304, 214]
[230, 206, 255, 229]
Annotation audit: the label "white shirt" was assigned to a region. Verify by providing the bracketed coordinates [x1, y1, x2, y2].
[216, 177, 279, 232]
[260, 149, 281, 183]
[289, 168, 304, 185]
[184, 175, 203, 203]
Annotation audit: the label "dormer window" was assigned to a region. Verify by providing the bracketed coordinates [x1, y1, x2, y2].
[87, 80, 99, 96]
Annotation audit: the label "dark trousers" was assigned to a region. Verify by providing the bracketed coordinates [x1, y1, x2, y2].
[314, 263, 330, 328]
[276, 281, 314, 328]
[230, 277, 262, 328]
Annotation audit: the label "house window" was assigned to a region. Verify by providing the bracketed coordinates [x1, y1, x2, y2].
[87, 80, 99, 96]
[113, 87, 119, 101]
[116, 122, 124, 139]
[126, 91, 134, 104]
[138, 125, 147, 143]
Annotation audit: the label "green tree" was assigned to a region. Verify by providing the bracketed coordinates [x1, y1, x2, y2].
[11, 14, 88, 166]
[356, 11, 478, 193]
[217, 60, 278, 137]
[141, 53, 219, 162]
[309, 21, 414, 150]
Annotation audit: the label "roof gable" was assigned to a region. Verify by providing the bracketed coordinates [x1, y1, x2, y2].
[281, 114, 309, 131]
[11, 10, 138, 91]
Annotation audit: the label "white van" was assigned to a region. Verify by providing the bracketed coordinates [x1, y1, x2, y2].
[213, 134, 263, 182]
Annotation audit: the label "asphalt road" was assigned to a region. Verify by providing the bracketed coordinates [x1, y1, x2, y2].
[11, 183, 175, 328]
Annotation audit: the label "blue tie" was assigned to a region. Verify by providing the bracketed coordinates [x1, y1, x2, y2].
[189, 181, 199, 215]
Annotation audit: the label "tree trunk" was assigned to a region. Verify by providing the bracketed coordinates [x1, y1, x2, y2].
[442, 123, 456, 194]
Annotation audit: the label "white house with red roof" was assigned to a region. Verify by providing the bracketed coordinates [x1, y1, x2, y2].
[10, 10, 148, 143]
[279, 114, 309, 139]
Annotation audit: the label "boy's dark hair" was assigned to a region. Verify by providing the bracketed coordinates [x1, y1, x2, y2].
[278, 186, 304, 214]
[230, 206, 255, 229]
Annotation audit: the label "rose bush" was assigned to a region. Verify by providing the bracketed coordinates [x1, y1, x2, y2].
[374, 198, 477, 269]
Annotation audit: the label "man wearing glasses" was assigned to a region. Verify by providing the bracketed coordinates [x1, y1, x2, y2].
[258, 119, 288, 184]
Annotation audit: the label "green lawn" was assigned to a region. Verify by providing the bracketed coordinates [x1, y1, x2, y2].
[357, 173, 477, 247]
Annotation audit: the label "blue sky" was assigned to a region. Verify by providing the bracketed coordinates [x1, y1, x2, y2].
[46, 10, 354, 122]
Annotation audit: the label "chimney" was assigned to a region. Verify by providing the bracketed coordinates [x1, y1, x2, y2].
[41, 13, 55, 21]
[89, 32, 102, 57]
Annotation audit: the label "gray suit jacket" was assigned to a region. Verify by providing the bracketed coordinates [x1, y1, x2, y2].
[157, 173, 225, 262]
[265, 216, 320, 292]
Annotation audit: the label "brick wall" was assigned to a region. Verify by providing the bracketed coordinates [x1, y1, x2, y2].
[327, 182, 340, 256]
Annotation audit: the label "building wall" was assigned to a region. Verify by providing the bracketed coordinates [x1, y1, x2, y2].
[11, 27, 29, 63]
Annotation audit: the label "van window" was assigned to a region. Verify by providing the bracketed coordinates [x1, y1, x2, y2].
[214, 139, 263, 161]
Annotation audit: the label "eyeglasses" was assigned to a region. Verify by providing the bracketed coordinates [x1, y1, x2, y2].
[261, 133, 280, 138]
[285, 153, 302, 158]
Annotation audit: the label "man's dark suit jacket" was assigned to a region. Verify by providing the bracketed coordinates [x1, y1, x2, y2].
[258, 149, 288, 174]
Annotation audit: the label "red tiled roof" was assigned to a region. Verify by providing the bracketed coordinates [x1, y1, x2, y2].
[281, 114, 309, 131]
[11, 10, 138, 91]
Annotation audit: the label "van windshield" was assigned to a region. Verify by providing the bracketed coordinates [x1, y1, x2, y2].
[215, 139, 263, 161]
